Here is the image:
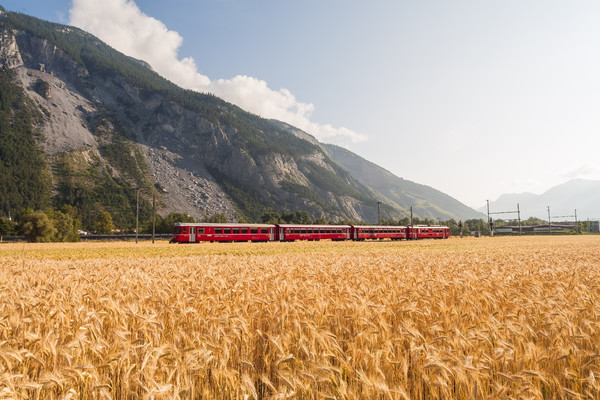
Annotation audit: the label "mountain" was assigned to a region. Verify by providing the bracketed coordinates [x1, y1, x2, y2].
[0, 8, 482, 229]
[479, 179, 600, 220]
[322, 144, 485, 220]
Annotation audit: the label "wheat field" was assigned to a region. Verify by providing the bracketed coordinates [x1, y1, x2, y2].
[0, 236, 599, 399]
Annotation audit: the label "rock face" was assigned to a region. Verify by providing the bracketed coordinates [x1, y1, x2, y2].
[0, 11, 482, 223]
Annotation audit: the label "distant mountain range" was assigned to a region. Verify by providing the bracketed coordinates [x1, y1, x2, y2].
[0, 7, 484, 229]
[479, 179, 600, 220]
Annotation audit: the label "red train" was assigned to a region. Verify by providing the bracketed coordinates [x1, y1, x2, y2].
[171, 223, 449, 243]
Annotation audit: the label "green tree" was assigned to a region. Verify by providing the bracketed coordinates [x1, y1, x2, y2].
[0, 217, 16, 236]
[261, 211, 281, 224]
[152, 212, 196, 234]
[51, 210, 81, 242]
[19, 210, 57, 242]
[315, 216, 328, 225]
[94, 211, 115, 234]
[204, 213, 228, 223]
[281, 211, 313, 224]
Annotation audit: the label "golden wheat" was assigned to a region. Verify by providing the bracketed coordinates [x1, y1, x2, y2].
[0, 236, 599, 399]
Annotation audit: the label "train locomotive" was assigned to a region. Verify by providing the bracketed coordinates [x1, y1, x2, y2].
[171, 223, 449, 243]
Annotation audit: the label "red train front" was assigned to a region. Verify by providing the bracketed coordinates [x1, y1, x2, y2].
[172, 223, 276, 243]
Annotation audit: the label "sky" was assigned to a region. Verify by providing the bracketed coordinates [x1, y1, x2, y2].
[3, 0, 600, 212]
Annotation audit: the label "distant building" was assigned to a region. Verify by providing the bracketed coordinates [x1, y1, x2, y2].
[533, 224, 576, 231]
[494, 224, 577, 233]
[590, 220, 600, 233]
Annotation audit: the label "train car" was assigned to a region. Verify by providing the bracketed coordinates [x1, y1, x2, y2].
[276, 224, 351, 242]
[172, 223, 276, 243]
[171, 222, 450, 243]
[407, 225, 450, 240]
[351, 225, 407, 241]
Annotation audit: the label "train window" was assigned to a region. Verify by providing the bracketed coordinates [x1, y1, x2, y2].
[224, 228, 231, 234]
[233, 228, 239, 234]
[301, 229, 306, 234]
[251, 228, 258, 234]
[215, 228, 222, 234]
[241, 228, 248, 234]
[307, 229, 312, 234]
[198, 228, 204, 234]
[261, 228, 268, 234]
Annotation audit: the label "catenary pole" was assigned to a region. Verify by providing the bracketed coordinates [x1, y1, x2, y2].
[517, 203, 522, 236]
[152, 192, 156, 244]
[135, 188, 139, 244]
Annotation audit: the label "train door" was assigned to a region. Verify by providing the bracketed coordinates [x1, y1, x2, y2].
[270, 228, 275, 241]
[189, 226, 196, 242]
[279, 227, 285, 241]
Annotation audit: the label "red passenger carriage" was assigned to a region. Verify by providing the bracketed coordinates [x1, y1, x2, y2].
[172, 223, 276, 243]
[351, 225, 407, 241]
[276, 224, 351, 241]
[406, 225, 449, 239]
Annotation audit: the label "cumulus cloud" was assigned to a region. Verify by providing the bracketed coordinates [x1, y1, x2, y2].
[69, 0, 367, 144]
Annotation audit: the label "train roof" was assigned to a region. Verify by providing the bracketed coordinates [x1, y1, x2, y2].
[173, 223, 276, 227]
[276, 224, 352, 228]
[354, 225, 407, 229]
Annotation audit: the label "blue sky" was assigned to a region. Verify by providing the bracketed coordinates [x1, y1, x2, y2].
[3, 0, 600, 215]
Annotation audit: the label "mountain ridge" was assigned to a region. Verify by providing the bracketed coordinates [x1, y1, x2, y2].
[479, 179, 600, 220]
[0, 8, 483, 229]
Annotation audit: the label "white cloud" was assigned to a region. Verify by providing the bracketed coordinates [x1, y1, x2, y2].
[560, 163, 600, 180]
[69, 0, 367, 144]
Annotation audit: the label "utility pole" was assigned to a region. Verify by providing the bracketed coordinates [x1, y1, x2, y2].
[135, 188, 139, 244]
[487, 200, 493, 237]
[574, 209, 578, 234]
[377, 201, 381, 225]
[517, 203, 522, 236]
[152, 192, 156, 244]
[410, 206, 413, 227]
[547, 206, 551, 235]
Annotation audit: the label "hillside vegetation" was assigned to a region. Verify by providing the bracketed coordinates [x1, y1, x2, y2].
[0, 68, 50, 215]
